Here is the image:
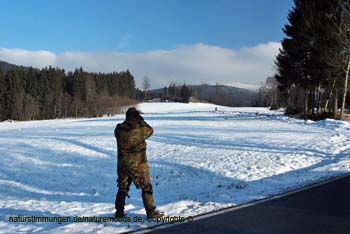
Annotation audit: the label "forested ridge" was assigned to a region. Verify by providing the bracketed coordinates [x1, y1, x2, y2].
[0, 61, 136, 121]
[147, 83, 258, 107]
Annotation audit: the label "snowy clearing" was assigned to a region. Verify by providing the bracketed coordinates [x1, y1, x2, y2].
[0, 102, 349, 233]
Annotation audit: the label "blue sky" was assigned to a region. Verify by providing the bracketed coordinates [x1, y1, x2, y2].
[0, 0, 294, 88]
[0, 0, 293, 52]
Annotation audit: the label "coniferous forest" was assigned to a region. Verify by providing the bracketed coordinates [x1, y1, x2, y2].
[0, 64, 136, 121]
[275, 0, 350, 120]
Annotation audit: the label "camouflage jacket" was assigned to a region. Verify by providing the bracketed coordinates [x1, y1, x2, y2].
[114, 120, 153, 158]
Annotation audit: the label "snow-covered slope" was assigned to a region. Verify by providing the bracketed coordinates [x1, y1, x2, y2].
[0, 102, 349, 233]
[139, 102, 269, 114]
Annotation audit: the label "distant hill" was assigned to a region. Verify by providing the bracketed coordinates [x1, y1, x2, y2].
[0, 60, 40, 75]
[148, 84, 258, 107]
[0, 60, 19, 73]
[190, 84, 258, 106]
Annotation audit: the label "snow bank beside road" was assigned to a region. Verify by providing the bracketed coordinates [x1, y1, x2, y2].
[0, 102, 349, 233]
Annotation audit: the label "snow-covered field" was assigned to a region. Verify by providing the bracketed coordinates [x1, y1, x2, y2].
[0, 102, 349, 233]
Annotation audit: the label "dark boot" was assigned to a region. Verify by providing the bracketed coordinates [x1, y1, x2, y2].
[115, 190, 128, 218]
[146, 209, 164, 219]
[142, 185, 164, 219]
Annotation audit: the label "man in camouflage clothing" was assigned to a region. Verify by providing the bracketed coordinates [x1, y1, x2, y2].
[114, 107, 163, 219]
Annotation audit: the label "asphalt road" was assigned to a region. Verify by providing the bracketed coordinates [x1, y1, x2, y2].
[148, 175, 350, 234]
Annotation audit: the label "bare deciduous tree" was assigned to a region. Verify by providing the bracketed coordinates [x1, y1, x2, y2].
[327, 0, 350, 119]
[258, 77, 279, 109]
[143, 76, 150, 100]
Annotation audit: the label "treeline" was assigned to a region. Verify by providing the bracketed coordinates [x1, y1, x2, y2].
[145, 83, 193, 103]
[275, 0, 350, 120]
[0, 65, 136, 121]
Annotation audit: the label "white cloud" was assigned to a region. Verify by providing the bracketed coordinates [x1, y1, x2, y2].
[0, 42, 280, 89]
[0, 48, 56, 68]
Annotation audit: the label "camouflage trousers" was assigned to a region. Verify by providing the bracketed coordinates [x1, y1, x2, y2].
[115, 152, 156, 212]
